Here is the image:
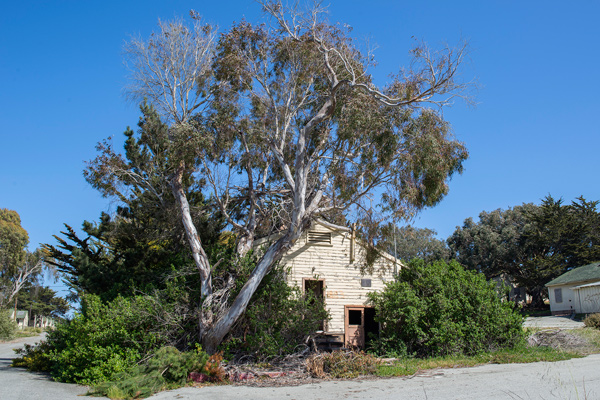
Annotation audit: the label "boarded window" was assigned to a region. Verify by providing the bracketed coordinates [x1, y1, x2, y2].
[307, 231, 332, 245]
[554, 288, 563, 303]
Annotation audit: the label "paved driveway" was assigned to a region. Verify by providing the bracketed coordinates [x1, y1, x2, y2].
[0, 334, 94, 400]
[523, 316, 585, 329]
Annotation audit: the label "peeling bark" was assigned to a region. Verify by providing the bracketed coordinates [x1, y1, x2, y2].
[202, 222, 306, 353]
[170, 164, 213, 298]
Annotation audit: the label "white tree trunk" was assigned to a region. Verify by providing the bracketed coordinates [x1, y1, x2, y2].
[170, 166, 213, 297]
[202, 224, 305, 353]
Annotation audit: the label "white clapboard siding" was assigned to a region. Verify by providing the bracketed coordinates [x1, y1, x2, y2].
[280, 222, 396, 333]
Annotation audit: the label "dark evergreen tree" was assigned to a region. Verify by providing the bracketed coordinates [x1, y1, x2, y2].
[43, 105, 227, 302]
[448, 196, 600, 307]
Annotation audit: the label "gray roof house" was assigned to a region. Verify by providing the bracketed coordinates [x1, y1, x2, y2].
[546, 261, 600, 315]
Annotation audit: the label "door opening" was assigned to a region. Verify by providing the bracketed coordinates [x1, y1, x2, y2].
[345, 306, 379, 348]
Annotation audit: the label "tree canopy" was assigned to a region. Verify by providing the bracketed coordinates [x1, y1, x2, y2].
[448, 196, 600, 307]
[383, 225, 450, 264]
[45, 105, 227, 302]
[84, 1, 470, 352]
[0, 209, 44, 309]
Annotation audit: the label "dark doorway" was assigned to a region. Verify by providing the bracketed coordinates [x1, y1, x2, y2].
[363, 307, 379, 349]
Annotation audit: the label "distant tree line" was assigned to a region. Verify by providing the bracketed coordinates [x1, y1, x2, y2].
[389, 195, 600, 307]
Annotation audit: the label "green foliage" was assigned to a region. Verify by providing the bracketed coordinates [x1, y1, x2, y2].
[44, 105, 226, 302]
[223, 264, 329, 360]
[12, 341, 53, 371]
[448, 196, 600, 307]
[90, 346, 213, 400]
[21, 294, 165, 384]
[306, 351, 382, 378]
[0, 209, 29, 277]
[368, 259, 524, 358]
[383, 224, 450, 264]
[584, 313, 600, 329]
[0, 309, 16, 340]
[0, 209, 45, 309]
[17, 285, 70, 319]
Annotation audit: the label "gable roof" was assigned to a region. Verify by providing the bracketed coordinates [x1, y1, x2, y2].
[546, 261, 600, 287]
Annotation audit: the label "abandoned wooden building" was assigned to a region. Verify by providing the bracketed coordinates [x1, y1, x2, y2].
[256, 220, 399, 349]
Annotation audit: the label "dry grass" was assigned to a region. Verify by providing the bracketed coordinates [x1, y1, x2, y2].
[306, 351, 382, 378]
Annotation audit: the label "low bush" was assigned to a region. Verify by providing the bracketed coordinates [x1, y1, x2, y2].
[90, 345, 219, 400]
[13, 294, 166, 384]
[12, 341, 53, 371]
[583, 313, 600, 329]
[0, 309, 17, 340]
[368, 259, 525, 358]
[306, 351, 381, 378]
[223, 265, 329, 360]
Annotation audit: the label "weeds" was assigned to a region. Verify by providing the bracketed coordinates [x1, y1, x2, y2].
[306, 351, 381, 378]
[583, 313, 600, 329]
[377, 346, 581, 377]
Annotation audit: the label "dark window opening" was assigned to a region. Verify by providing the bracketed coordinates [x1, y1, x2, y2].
[304, 279, 324, 300]
[305, 279, 325, 330]
[348, 309, 362, 325]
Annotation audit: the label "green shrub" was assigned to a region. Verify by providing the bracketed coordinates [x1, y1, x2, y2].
[12, 341, 53, 371]
[13, 294, 167, 385]
[584, 313, 600, 329]
[90, 345, 214, 400]
[0, 309, 17, 340]
[368, 259, 524, 358]
[223, 265, 329, 360]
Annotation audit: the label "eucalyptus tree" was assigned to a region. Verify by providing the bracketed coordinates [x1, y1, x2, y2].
[90, 2, 470, 352]
[0, 209, 43, 309]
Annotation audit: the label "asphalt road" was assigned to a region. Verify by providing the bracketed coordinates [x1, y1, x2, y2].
[2, 325, 600, 400]
[150, 355, 600, 400]
[0, 334, 92, 400]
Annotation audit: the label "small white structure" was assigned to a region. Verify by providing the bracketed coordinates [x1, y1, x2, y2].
[9, 310, 29, 329]
[257, 220, 399, 348]
[546, 261, 600, 315]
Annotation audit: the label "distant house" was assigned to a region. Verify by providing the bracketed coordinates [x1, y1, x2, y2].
[10, 310, 29, 329]
[256, 220, 400, 348]
[9, 309, 56, 329]
[491, 273, 529, 303]
[546, 261, 600, 315]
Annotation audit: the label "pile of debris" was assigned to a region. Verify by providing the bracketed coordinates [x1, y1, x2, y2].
[527, 329, 589, 352]
[218, 348, 320, 387]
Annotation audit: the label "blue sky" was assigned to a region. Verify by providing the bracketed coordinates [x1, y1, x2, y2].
[2, 0, 599, 281]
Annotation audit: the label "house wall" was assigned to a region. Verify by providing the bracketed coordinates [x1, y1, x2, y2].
[548, 280, 600, 314]
[279, 222, 396, 333]
[548, 284, 578, 314]
[575, 285, 600, 314]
